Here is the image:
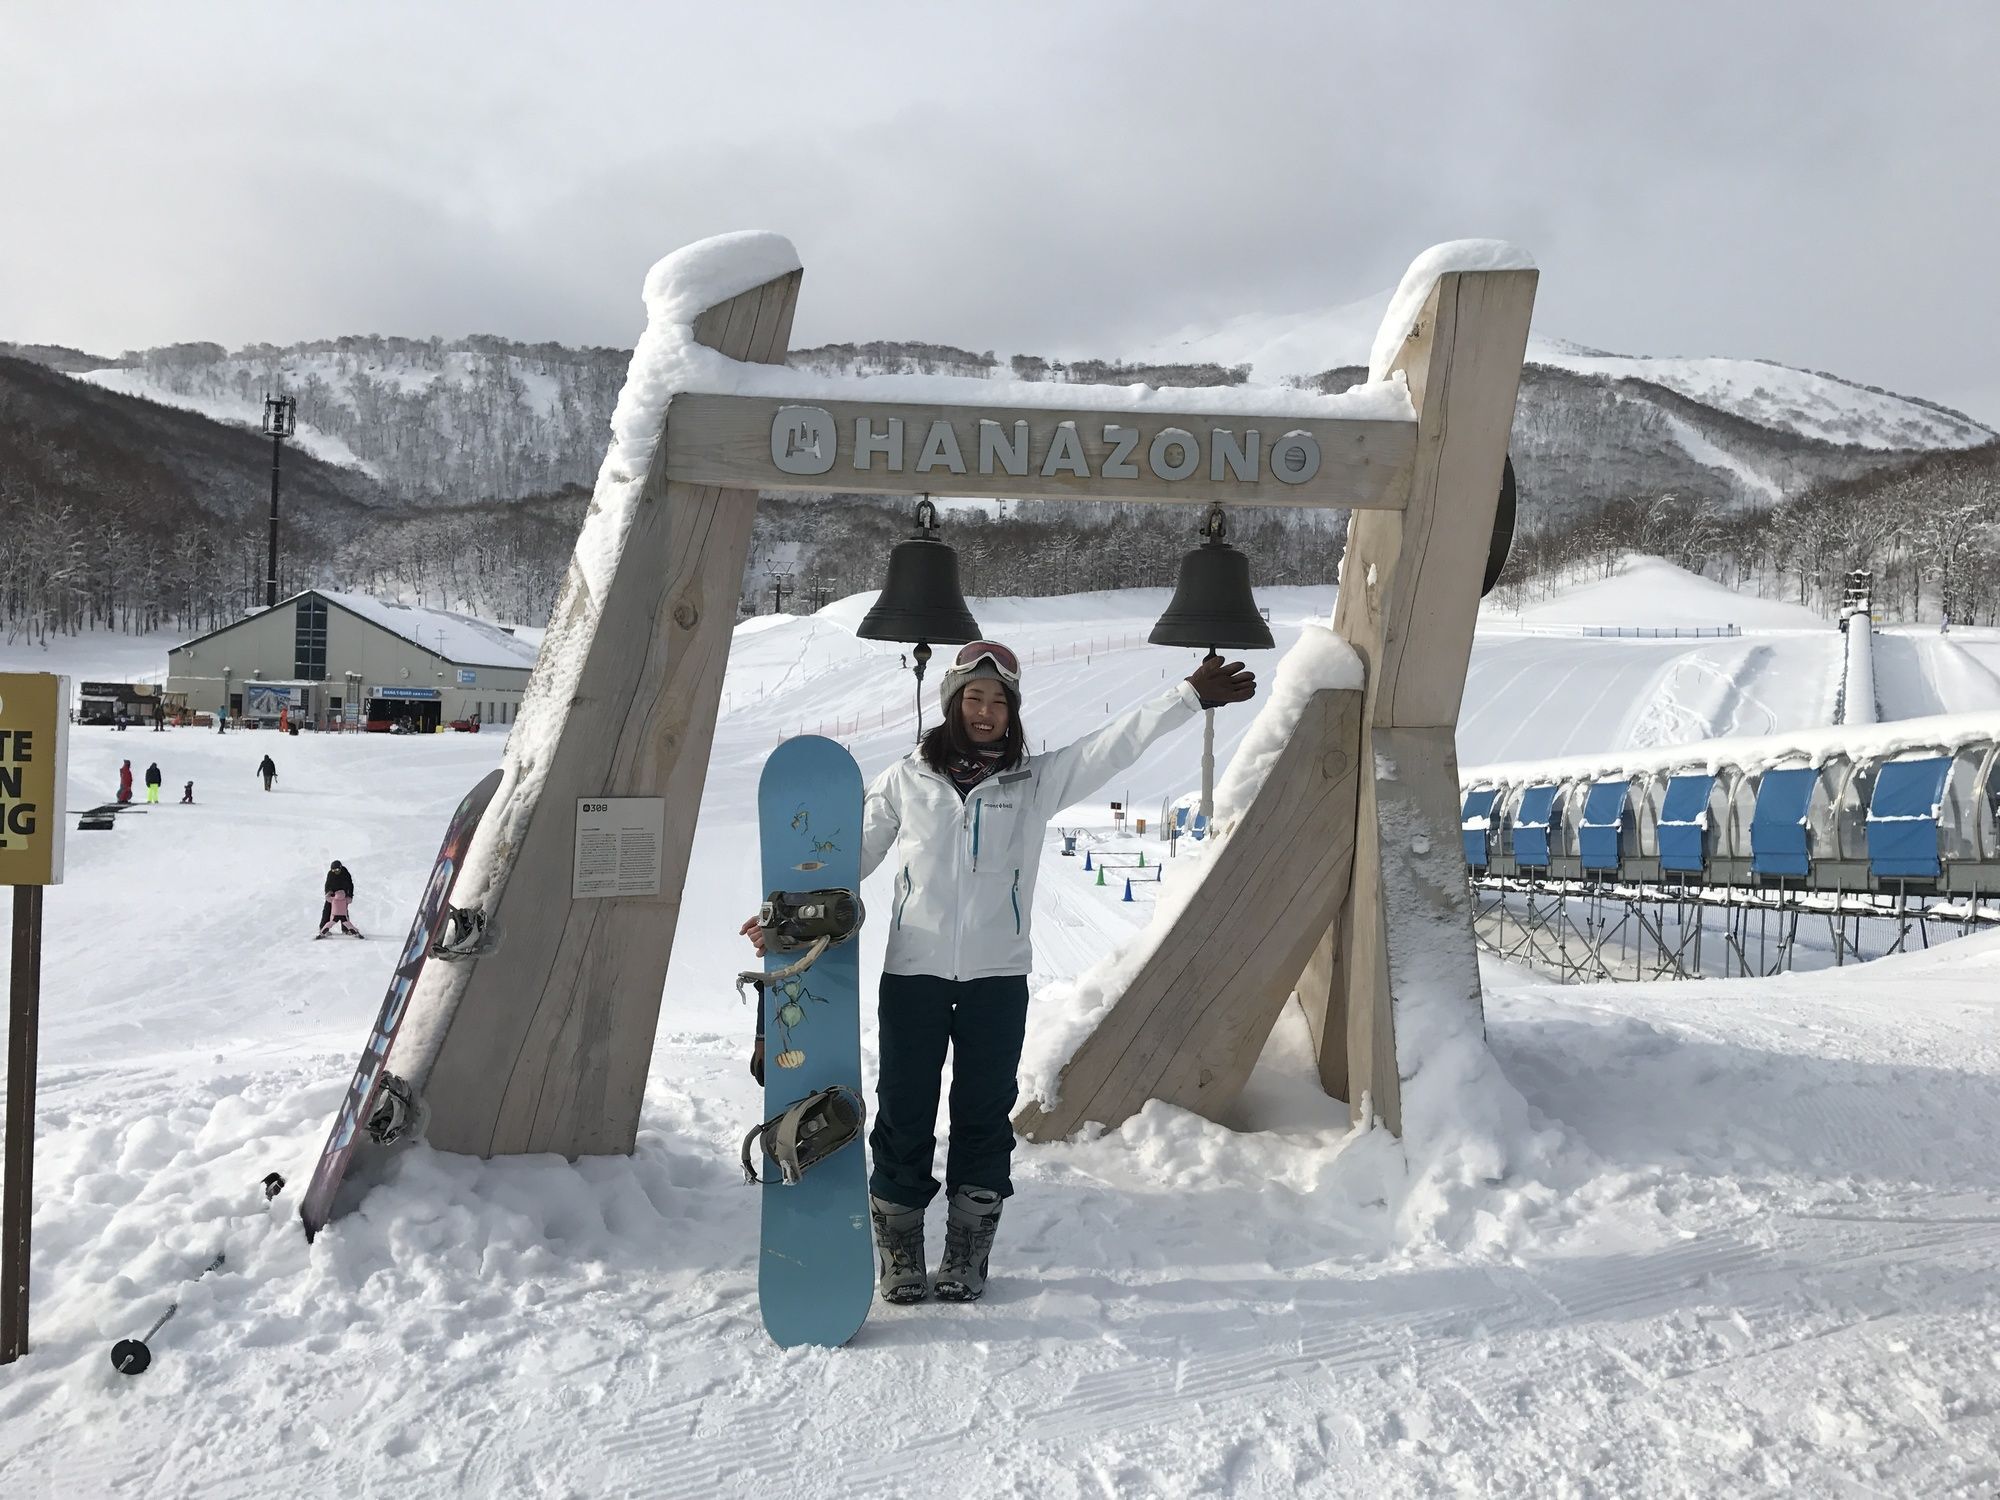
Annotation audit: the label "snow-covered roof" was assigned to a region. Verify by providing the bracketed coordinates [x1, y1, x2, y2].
[315, 592, 541, 670]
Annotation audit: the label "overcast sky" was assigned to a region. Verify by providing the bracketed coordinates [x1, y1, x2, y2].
[4, 2, 1995, 423]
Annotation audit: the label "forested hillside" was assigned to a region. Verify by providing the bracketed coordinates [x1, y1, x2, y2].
[4, 325, 1998, 640]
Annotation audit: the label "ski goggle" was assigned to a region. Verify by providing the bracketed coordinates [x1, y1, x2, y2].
[953, 640, 1020, 687]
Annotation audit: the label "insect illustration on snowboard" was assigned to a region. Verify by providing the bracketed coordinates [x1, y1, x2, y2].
[770, 975, 827, 1068]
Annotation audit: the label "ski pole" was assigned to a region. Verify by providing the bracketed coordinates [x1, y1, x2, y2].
[109, 1173, 283, 1376]
[111, 1253, 224, 1375]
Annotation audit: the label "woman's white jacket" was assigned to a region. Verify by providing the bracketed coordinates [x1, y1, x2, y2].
[861, 680, 1203, 981]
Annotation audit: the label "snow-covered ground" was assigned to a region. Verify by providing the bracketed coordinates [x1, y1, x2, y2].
[4, 564, 1999, 1497]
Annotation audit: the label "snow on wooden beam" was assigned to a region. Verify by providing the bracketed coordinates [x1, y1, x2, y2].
[1296, 268, 1538, 1138]
[1014, 687, 1362, 1143]
[414, 266, 803, 1160]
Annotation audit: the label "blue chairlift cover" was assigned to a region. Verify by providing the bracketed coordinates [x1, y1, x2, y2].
[1658, 773, 1716, 874]
[1513, 784, 1561, 868]
[1865, 757, 1951, 879]
[1750, 766, 1818, 877]
[1578, 780, 1630, 872]
[1461, 787, 1500, 867]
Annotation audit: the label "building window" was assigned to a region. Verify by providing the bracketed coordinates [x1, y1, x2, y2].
[294, 597, 328, 679]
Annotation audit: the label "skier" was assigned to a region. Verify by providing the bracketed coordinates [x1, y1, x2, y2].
[144, 762, 162, 804]
[319, 860, 354, 932]
[117, 759, 133, 804]
[319, 888, 362, 939]
[742, 640, 1255, 1305]
[255, 754, 277, 792]
[180, 781, 195, 804]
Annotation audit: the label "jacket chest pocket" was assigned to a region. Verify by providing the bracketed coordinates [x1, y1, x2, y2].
[967, 775, 1032, 872]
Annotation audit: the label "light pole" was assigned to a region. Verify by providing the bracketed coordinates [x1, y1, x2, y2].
[261, 395, 297, 609]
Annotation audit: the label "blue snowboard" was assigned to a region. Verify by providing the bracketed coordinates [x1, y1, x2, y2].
[757, 736, 873, 1348]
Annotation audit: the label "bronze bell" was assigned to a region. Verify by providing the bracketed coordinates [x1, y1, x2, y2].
[855, 498, 981, 646]
[1149, 505, 1274, 652]
[1481, 454, 1517, 597]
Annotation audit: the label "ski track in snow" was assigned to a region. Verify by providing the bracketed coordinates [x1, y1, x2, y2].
[7, 575, 2000, 1498]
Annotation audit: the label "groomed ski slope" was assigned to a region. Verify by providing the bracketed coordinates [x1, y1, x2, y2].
[4, 560, 2000, 1498]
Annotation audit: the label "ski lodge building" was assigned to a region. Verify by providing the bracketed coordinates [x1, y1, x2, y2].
[165, 591, 540, 731]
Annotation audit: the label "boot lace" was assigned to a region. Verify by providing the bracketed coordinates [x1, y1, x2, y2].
[872, 1210, 924, 1277]
[939, 1213, 996, 1279]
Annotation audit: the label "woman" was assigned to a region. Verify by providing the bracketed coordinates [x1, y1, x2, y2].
[744, 639, 1254, 1305]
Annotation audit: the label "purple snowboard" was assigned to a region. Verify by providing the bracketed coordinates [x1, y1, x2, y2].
[299, 768, 502, 1240]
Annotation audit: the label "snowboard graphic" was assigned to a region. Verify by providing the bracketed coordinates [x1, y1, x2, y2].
[299, 768, 503, 1241]
[755, 736, 873, 1348]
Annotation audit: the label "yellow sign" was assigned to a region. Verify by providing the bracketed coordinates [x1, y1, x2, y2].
[0, 674, 68, 886]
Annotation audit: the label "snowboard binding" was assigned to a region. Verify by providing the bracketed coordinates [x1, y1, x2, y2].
[365, 1072, 428, 1146]
[734, 888, 863, 1001]
[740, 1084, 867, 1186]
[430, 904, 495, 961]
[759, 889, 862, 952]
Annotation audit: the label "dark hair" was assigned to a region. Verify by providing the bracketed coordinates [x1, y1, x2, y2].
[920, 687, 1025, 775]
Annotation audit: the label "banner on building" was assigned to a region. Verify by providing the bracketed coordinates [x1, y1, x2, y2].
[245, 684, 304, 717]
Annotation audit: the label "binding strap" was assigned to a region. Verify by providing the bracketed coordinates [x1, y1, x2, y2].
[740, 1084, 867, 1186]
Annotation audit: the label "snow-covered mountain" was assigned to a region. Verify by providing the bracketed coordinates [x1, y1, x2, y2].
[1136, 293, 1991, 451]
[56, 296, 1995, 519]
[1133, 291, 1994, 519]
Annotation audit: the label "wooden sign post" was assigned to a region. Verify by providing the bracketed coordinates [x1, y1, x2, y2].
[0, 672, 68, 1364]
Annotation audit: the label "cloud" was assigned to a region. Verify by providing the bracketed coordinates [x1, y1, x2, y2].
[1, 1, 1993, 423]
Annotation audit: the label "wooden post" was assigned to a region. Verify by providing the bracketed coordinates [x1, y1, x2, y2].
[1294, 269, 1537, 1136]
[2, 886, 43, 1364]
[416, 267, 803, 1160]
[1015, 689, 1362, 1141]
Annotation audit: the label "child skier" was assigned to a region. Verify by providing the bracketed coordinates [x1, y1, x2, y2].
[318, 889, 363, 939]
[743, 640, 1255, 1305]
[319, 860, 354, 933]
[180, 781, 195, 804]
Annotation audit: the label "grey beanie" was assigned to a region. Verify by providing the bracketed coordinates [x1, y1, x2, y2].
[939, 658, 1019, 717]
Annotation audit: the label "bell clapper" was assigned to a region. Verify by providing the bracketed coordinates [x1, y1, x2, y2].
[911, 641, 932, 741]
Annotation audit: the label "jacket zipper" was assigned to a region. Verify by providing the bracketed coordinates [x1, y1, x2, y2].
[1011, 869, 1021, 935]
[893, 864, 911, 928]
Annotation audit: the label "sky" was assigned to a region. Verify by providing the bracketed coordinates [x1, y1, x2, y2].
[3, 1, 1996, 425]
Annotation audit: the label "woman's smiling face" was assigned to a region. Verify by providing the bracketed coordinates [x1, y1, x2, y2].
[958, 679, 1010, 744]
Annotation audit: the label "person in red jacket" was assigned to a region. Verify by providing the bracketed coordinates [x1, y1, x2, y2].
[116, 759, 133, 804]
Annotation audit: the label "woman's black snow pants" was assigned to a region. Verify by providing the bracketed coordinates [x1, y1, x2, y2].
[868, 972, 1030, 1210]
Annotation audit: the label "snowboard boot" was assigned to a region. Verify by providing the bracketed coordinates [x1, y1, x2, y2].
[870, 1196, 929, 1305]
[933, 1186, 1003, 1303]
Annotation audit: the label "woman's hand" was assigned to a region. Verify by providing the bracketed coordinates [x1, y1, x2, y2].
[739, 913, 766, 956]
[1187, 654, 1256, 707]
